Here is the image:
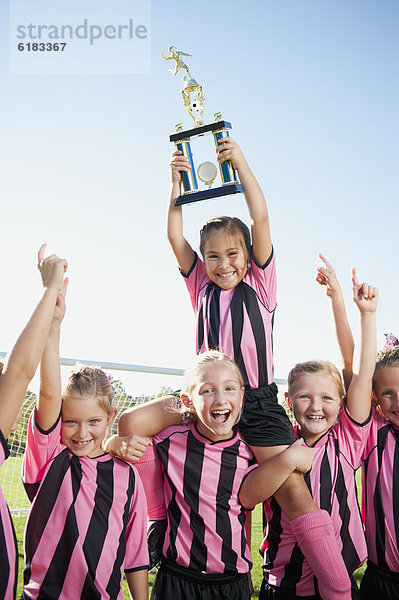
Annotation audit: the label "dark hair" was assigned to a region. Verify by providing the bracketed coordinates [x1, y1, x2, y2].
[199, 216, 251, 259]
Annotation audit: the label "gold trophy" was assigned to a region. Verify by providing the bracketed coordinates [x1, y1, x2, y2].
[162, 46, 242, 206]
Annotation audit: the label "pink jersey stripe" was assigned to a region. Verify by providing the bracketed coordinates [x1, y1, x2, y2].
[0, 432, 18, 600]
[262, 408, 369, 595]
[182, 250, 276, 389]
[23, 413, 148, 599]
[362, 406, 399, 572]
[153, 424, 255, 574]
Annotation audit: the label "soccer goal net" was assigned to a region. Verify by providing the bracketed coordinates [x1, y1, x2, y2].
[0, 362, 292, 517]
[0, 378, 153, 516]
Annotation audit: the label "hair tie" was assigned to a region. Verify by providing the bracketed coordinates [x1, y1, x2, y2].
[105, 372, 114, 383]
[383, 333, 399, 351]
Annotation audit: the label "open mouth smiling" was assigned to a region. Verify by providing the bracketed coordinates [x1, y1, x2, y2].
[211, 409, 231, 424]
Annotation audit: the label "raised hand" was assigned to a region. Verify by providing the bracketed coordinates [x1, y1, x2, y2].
[169, 149, 191, 184]
[316, 254, 341, 298]
[352, 268, 378, 313]
[37, 243, 68, 292]
[215, 136, 247, 170]
[52, 278, 69, 325]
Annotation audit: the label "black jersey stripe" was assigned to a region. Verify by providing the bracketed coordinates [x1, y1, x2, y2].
[197, 296, 205, 351]
[184, 431, 207, 571]
[319, 447, 333, 514]
[24, 449, 74, 585]
[280, 543, 304, 590]
[80, 460, 115, 599]
[38, 455, 82, 598]
[393, 437, 399, 553]
[230, 286, 249, 387]
[207, 286, 220, 350]
[241, 282, 268, 387]
[216, 440, 239, 573]
[374, 426, 390, 568]
[158, 438, 180, 563]
[333, 440, 360, 572]
[238, 501, 251, 571]
[264, 498, 283, 570]
[106, 467, 135, 600]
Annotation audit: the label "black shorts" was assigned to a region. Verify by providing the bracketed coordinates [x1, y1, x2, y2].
[360, 560, 399, 600]
[151, 558, 251, 600]
[260, 576, 360, 599]
[238, 382, 296, 447]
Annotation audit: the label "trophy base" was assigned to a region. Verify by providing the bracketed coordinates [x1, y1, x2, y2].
[174, 183, 243, 206]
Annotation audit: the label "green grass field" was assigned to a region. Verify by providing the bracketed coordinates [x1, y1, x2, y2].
[12, 501, 365, 599]
[5, 458, 365, 598]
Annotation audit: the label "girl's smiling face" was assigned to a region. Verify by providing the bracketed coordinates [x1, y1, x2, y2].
[184, 361, 244, 442]
[202, 229, 248, 290]
[61, 395, 117, 458]
[373, 366, 399, 429]
[288, 373, 343, 445]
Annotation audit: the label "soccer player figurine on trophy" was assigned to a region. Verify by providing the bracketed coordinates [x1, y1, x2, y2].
[162, 46, 242, 206]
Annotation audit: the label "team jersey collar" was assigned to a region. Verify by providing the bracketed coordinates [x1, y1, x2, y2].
[191, 422, 240, 446]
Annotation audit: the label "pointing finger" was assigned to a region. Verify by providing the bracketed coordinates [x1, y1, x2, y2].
[352, 268, 359, 288]
[37, 243, 47, 268]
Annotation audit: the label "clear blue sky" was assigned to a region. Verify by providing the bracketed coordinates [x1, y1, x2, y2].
[0, 0, 398, 395]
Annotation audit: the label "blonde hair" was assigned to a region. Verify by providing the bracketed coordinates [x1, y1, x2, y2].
[373, 347, 399, 390]
[287, 360, 344, 398]
[183, 350, 244, 397]
[62, 365, 115, 413]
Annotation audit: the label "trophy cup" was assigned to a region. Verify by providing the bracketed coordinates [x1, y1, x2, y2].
[162, 46, 243, 206]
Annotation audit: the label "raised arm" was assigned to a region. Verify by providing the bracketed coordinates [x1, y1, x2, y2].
[216, 137, 272, 266]
[106, 395, 181, 461]
[0, 245, 67, 438]
[239, 438, 313, 507]
[36, 278, 68, 431]
[345, 269, 378, 423]
[167, 150, 195, 274]
[316, 254, 355, 391]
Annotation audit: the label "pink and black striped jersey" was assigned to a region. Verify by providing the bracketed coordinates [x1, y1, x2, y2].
[362, 404, 399, 573]
[22, 411, 148, 600]
[0, 431, 18, 600]
[262, 407, 370, 596]
[181, 250, 276, 390]
[151, 423, 256, 574]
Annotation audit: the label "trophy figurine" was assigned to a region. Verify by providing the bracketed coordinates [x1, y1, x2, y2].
[162, 46, 242, 206]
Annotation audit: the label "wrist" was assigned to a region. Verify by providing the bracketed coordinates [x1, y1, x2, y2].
[170, 180, 181, 195]
[283, 445, 297, 473]
[360, 309, 377, 317]
[104, 435, 117, 452]
[330, 288, 343, 301]
[49, 321, 62, 334]
[235, 158, 250, 176]
[42, 281, 62, 295]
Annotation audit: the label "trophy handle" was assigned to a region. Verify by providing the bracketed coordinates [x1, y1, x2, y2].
[213, 129, 239, 185]
[174, 139, 198, 193]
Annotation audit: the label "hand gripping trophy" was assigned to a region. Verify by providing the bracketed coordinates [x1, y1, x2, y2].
[162, 46, 242, 206]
